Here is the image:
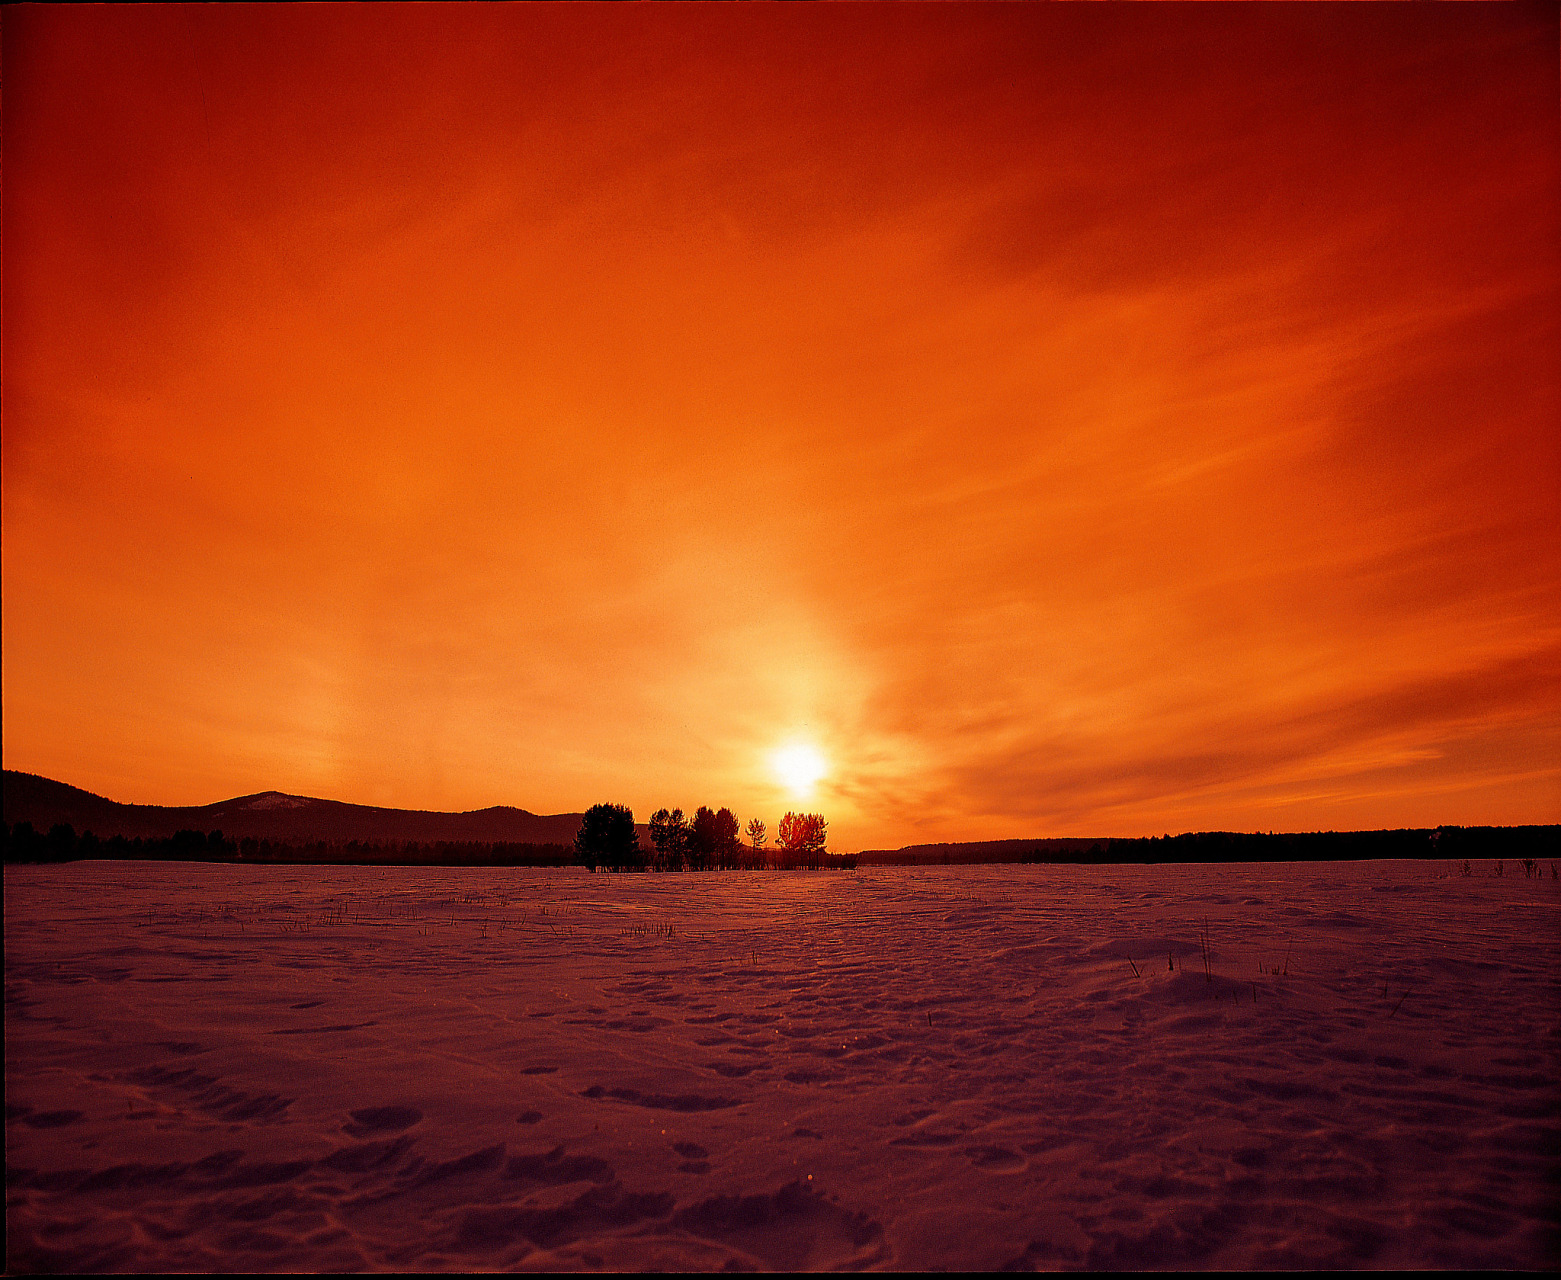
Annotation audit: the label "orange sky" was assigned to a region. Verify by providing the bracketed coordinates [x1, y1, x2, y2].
[4, 3, 1558, 850]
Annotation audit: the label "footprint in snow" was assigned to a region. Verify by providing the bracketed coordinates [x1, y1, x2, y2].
[580, 1085, 739, 1112]
[671, 1179, 887, 1271]
[343, 1106, 422, 1138]
[964, 1144, 1024, 1170]
[505, 1144, 614, 1185]
[23, 1110, 84, 1129]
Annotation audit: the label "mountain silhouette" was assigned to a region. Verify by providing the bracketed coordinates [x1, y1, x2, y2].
[2, 771, 598, 846]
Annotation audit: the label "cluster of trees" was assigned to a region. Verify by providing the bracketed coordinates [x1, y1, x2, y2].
[648, 805, 745, 871]
[574, 805, 851, 872]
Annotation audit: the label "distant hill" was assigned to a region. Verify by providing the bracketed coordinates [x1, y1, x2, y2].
[1, 771, 602, 846]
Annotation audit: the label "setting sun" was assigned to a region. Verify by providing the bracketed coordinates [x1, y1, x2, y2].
[2, 2, 1555, 851]
[2, 5, 1557, 1273]
[771, 743, 828, 798]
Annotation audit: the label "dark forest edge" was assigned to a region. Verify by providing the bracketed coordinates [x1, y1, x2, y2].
[2, 823, 578, 867]
[2, 816, 1554, 869]
[856, 826, 1559, 866]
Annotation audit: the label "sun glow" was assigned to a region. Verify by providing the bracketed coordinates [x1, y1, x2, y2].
[771, 742, 828, 798]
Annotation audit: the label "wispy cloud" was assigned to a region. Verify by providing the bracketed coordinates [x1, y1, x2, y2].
[4, 4, 1555, 844]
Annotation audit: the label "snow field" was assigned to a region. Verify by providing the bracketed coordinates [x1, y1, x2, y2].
[5, 859, 1558, 1271]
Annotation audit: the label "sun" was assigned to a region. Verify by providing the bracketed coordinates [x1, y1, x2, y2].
[771, 742, 828, 798]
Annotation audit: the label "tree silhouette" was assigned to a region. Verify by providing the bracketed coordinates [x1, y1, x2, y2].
[688, 806, 718, 872]
[648, 808, 689, 872]
[47, 823, 77, 862]
[575, 803, 639, 872]
[713, 807, 741, 869]
[686, 805, 742, 871]
[744, 817, 767, 870]
[777, 812, 828, 869]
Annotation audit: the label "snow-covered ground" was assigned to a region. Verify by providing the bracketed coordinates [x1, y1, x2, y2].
[6, 859, 1557, 1271]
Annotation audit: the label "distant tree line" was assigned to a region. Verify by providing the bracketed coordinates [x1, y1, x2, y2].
[860, 825, 1560, 866]
[20, 816, 1541, 870]
[1, 822, 572, 867]
[1050, 827, 1560, 864]
[573, 804, 854, 872]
